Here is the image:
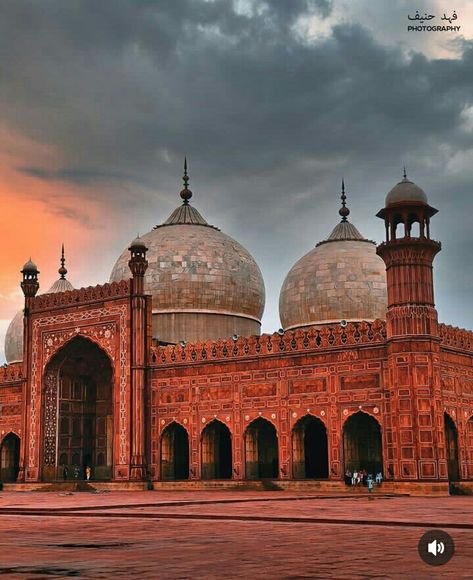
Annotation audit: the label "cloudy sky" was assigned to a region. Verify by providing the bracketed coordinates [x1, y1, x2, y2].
[1, 0, 473, 361]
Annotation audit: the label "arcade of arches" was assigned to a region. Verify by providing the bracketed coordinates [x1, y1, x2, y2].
[42, 337, 113, 482]
[155, 413, 386, 481]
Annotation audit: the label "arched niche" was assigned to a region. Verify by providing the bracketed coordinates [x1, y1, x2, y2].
[444, 413, 459, 481]
[0, 433, 20, 483]
[160, 422, 189, 481]
[201, 420, 232, 480]
[244, 418, 278, 479]
[342, 411, 383, 475]
[42, 336, 113, 481]
[292, 415, 328, 479]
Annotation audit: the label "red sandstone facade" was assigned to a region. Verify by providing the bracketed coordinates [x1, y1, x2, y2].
[1, 191, 473, 492]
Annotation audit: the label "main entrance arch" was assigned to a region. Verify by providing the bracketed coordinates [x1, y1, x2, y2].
[0, 433, 20, 483]
[444, 413, 459, 481]
[292, 415, 328, 479]
[42, 336, 113, 481]
[160, 422, 189, 480]
[342, 412, 383, 475]
[244, 418, 278, 479]
[201, 420, 232, 479]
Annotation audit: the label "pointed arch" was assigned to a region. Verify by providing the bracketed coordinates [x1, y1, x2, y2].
[292, 415, 328, 479]
[342, 411, 383, 475]
[444, 412, 459, 481]
[201, 420, 232, 479]
[244, 417, 278, 479]
[160, 421, 189, 480]
[42, 335, 113, 482]
[0, 432, 20, 482]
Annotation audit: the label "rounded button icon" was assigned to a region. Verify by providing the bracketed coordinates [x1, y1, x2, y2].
[418, 530, 455, 566]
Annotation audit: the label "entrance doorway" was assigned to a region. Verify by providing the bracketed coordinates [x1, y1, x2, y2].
[342, 411, 382, 475]
[201, 420, 232, 479]
[0, 433, 20, 483]
[292, 415, 328, 478]
[244, 418, 278, 479]
[444, 413, 459, 481]
[160, 422, 189, 480]
[42, 337, 113, 481]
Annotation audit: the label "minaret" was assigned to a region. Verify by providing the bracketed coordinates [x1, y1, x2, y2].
[128, 235, 149, 481]
[18, 259, 40, 481]
[376, 170, 441, 338]
[376, 172, 447, 486]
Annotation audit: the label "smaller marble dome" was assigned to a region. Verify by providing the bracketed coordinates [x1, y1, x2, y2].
[279, 183, 387, 330]
[4, 247, 74, 364]
[385, 170, 428, 206]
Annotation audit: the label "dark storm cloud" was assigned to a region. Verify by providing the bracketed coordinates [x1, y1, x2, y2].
[17, 165, 131, 184]
[0, 0, 472, 330]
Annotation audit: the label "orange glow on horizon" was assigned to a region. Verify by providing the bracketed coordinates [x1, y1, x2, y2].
[0, 124, 120, 322]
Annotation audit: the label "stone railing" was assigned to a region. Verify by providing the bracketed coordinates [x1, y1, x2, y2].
[31, 280, 130, 311]
[0, 362, 22, 384]
[150, 320, 387, 366]
[439, 323, 473, 352]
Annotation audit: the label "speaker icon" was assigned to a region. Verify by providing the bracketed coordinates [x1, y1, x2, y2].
[427, 539, 445, 556]
[418, 530, 454, 566]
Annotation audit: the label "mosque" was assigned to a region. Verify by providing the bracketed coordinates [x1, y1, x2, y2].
[1, 163, 472, 494]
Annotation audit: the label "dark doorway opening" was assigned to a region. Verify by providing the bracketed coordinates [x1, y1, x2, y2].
[160, 422, 189, 480]
[445, 413, 459, 481]
[42, 337, 113, 482]
[245, 418, 278, 479]
[0, 433, 20, 483]
[343, 411, 382, 475]
[201, 420, 232, 479]
[292, 415, 328, 478]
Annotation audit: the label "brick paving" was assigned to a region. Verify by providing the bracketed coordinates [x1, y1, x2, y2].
[0, 491, 471, 578]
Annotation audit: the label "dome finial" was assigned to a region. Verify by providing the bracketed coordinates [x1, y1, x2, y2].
[339, 178, 350, 222]
[403, 166, 407, 180]
[180, 157, 192, 205]
[58, 243, 67, 280]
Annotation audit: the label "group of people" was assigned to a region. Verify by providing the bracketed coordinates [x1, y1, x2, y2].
[345, 469, 383, 487]
[62, 465, 92, 481]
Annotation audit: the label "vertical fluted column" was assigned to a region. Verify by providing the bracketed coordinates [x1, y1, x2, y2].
[128, 237, 149, 481]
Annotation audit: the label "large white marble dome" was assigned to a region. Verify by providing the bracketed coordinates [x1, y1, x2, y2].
[110, 177, 265, 344]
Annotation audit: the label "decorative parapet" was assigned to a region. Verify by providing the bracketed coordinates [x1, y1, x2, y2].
[439, 323, 473, 352]
[150, 320, 387, 366]
[31, 280, 130, 312]
[0, 362, 22, 384]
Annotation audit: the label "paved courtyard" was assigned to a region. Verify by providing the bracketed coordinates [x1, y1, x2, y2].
[0, 490, 471, 578]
